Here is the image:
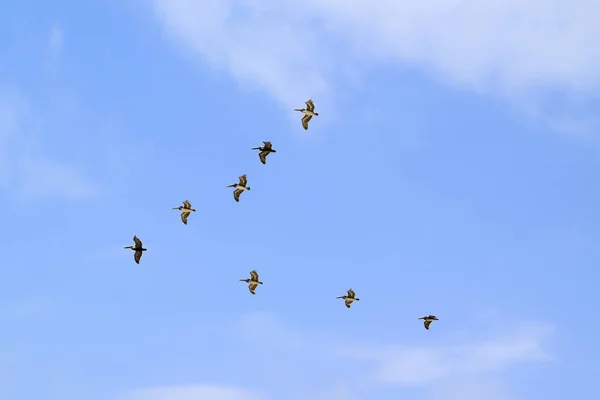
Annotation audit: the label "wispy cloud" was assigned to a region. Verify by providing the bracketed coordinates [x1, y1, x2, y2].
[425, 378, 519, 400]
[151, 0, 335, 111]
[124, 385, 265, 400]
[0, 296, 54, 320]
[0, 86, 98, 200]
[341, 321, 552, 386]
[123, 313, 552, 400]
[16, 154, 98, 199]
[150, 0, 600, 132]
[48, 24, 63, 60]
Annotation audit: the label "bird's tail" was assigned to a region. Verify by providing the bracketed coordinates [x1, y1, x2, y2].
[247, 186, 251, 190]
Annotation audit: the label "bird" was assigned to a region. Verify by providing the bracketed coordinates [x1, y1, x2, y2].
[337, 288, 360, 308]
[239, 270, 263, 295]
[227, 174, 251, 202]
[252, 141, 276, 164]
[172, 200, 196, 225]
[124, 235, 147, 264]
[418, 315, 439, 330]
[294, 99, 319, 130]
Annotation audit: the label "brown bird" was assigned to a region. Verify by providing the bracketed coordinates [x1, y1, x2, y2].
[336, 288, 360, 308]
[252, 141, 276, 164]
[418, 315, 439, 330]
[172, 200, 196, 225]
[124, 235, 147, 264]
[239, 270, 263, 295]
[227, 174, 251, 202]
[294, 99, 318, 130]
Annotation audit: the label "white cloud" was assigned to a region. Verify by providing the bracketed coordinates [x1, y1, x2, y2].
[341, 322, 552, 386]
[151, 0, 600, 108]
[125, 385, 264, 400]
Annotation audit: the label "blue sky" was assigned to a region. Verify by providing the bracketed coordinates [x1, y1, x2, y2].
[1, 0, 600, 399]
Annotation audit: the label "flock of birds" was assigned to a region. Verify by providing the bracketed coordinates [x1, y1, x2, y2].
[123, 99, 439, 331]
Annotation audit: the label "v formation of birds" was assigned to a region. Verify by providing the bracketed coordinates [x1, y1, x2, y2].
[124, 99, 438, 331]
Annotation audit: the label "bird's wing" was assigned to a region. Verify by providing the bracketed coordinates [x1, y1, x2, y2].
[183, 200, 191, 208]
[181, 211, 190, 224]
[133, 236, 142, 247]
[348, 289, 356, 298]
[239, 174, 247, 186]
[306, 99, 314, 111]
[345, 299, 352, 308]
[301, 115, 312, 130]
[424, 320, 432, 330]
[259, 151, 268, 164]
[233, 189, 242, 202]
[134, 250, 142, 264]
[263, 141, 272, 149]
[250, 270, 259, 281]
[248, 283, 258, 295]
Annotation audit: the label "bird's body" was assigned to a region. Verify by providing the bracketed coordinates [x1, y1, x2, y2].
[337, 288, 360, 308]
[418, 315, 439, 330]
[172, 200, 196, 225]
[227, 174, 251, 202]
[124, 235, 147, 264]
[240, 270, 263, 294]
[294, 99, 318, 130]
[252, 141, 276, 164]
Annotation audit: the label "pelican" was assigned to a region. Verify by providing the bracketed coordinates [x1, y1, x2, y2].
[336, 288, 360, 308]
[227, 174, 251, 202]
[124, 235, 147, 264]
[252, 141, 276, 164]
[294, 99, 319, 130]
[418, 315, 439, 330]
[172, 200, 196, 225]
[239, 269, 263, 295]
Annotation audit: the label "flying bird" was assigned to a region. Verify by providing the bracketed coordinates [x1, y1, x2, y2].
[252, 141, 276, 164]
[337, 288, 360, 308]
[172, 200, 196, 225]
[124, 235, 147, 264]
[239, 270, 263, 295]
[227, 174, 251, 202]
[294, 99, 318, 130]
[418, 315, 439, 330]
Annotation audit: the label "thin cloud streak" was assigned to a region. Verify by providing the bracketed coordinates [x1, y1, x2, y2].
[124, 385, 265, 400]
